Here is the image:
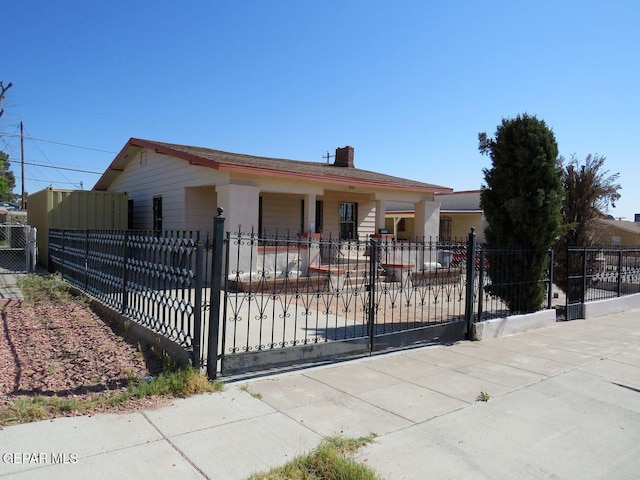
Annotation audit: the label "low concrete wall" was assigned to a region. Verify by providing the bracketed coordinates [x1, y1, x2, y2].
[472, 309, 557, 340]
[584, 293, 640, 319]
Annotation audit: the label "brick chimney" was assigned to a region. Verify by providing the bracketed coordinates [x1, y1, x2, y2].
[334, 146, 354, 168]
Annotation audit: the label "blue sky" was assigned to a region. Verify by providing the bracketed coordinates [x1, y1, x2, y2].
[2, 1, 639, 219]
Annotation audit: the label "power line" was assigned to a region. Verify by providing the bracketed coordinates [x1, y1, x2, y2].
[0, 131, 116, 154]
[22, 161, 102, 175]
[27, 178, 82, 186]
[22, 126, 74, 185]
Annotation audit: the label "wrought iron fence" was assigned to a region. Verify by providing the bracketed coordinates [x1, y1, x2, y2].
[215, 226, 556, 375]
[476, 247, 554, 320]
[49, 229, 207, 367]
[222, 230, 469, 347]
[0, 224, 37, 273]
[566, 246, 640, 320]
[47, 223, 573, 378]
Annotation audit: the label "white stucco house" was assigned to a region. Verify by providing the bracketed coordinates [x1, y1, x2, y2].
[93, 138, 452, 241]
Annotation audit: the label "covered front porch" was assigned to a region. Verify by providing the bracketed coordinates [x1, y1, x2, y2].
[186, 183, 442, 280]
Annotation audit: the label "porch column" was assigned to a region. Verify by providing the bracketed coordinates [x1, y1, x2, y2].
[414, 199, 441, 240]
[303, 193, 317, 233]
[375, 199, 386, 234]
[216, 184, 260, 276]
[216, 184, 260, 234]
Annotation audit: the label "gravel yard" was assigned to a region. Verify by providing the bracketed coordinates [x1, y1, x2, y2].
[0, 294, 168, 425]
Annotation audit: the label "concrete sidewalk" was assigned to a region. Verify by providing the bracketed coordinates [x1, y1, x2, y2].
[1, 309, 640, 479]
[0, 272, 23, 306]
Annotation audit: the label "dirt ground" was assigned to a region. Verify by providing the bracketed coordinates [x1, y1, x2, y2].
[0, 300, 168, 423]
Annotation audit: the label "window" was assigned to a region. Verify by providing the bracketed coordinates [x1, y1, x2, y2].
[439, 216, 452, 241]
[153, 196, 163, 232]
[339, 202, 358, 240]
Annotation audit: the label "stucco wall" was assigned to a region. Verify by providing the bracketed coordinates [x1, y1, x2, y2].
[107, 149, 227, 231]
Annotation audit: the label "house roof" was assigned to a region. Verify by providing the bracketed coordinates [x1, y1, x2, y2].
[93, 138, 453, 193]
[435, 189, 482, 196]
[599, 218, 640, 235]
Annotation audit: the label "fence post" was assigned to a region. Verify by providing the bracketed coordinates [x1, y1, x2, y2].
[84, 230, 90, 291]
[23, 226, 29, 273]
[565, 244, 570, 318]
[192, 244, 204, 369]
[547, 249, 554, 310]
[476, 248, 485, 323]
[581, 249, 588, 307]
[121, 231, 129, 315]
[207, 207, 226, 380]
[367, 239, 378, 352]
[617, 250, 623, 297]
[61, 230, 66, 277]
[464, 228, 477, 340]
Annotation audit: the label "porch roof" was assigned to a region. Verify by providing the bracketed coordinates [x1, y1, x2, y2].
[94, 138, 453, 194]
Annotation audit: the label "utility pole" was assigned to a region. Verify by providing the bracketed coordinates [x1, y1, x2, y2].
[323, 151, 335, 164]
[20, 122, 25, 209]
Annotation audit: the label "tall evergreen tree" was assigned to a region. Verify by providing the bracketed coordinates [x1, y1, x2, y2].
[479, 114, 563, 312]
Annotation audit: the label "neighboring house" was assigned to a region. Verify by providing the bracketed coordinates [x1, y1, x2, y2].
[385, 190, 486, 242]
[94, 138, 452, 241]
[598, 217, 640, 246]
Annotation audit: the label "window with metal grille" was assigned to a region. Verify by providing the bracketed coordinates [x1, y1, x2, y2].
[339, 202, 357, 240]
[439, 216, 452, 241]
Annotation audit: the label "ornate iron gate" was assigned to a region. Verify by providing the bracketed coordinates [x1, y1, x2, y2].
[208, 216, 471, 378]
